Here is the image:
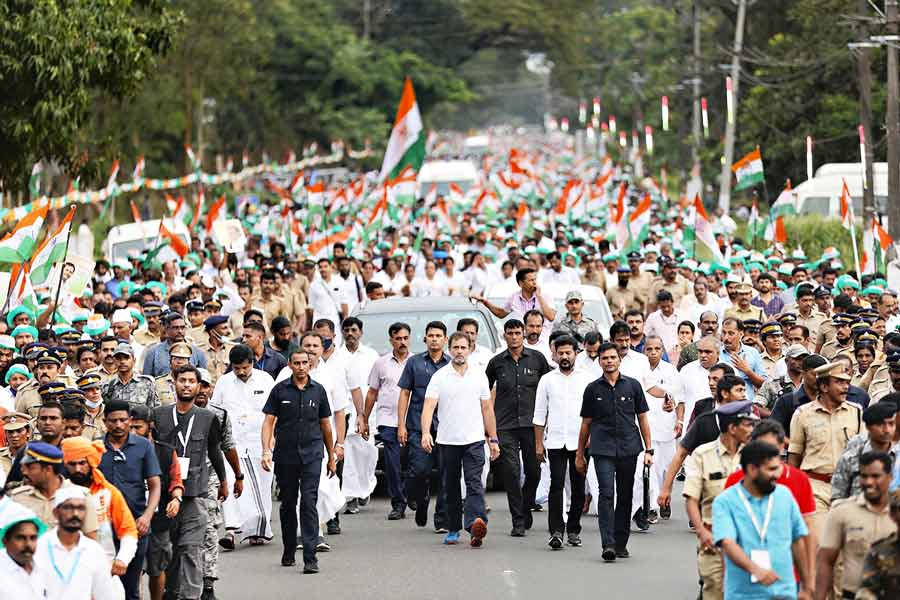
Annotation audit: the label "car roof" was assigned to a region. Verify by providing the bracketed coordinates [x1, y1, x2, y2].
[354, 296, 481, 315]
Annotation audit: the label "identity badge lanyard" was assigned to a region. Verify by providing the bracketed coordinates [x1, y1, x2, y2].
[173, 406, 196, 476]
[738, 487, 774, 582]
[47, 538, 83, 585]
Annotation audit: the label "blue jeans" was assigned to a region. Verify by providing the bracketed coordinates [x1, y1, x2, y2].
[440, 441, 487, 533]
[378, 426, 406, 509]
[593, 454, 638, 550]
[407, 430, 447, 528]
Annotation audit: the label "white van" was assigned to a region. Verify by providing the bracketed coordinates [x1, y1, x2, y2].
[792, 162, 889, 216]
[416, 160, 479, 197]
[103, 219, 191, 263]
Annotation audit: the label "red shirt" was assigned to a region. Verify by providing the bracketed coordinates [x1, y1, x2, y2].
[724, 463, 816, 515]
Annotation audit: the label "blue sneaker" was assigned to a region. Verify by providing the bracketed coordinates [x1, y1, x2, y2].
[443, 531, 461, 545]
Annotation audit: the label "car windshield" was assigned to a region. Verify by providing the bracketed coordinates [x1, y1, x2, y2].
[357, 310, 497, 355]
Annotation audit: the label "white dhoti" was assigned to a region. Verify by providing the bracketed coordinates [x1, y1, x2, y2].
[631, 451, 660, 517]
[342, 433, 378, 501]
[317, 454, 345, 523]
[222, 449, 274, 540]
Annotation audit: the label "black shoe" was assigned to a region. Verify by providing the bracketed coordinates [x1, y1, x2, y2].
[434, 526, 449, 534]
[633, 509, 650, 532]
[676, 466, 686, 482]
[648, 509, 660, 525]
[415, 503, 428, 527]
[326, 520, 341, 535]
[281, 556, 296, 567]
[615, 547, 630, 559]
[303, 561, 319, 574]
[523, 511, 534, 530]
[531, 503, 543, 511]
[601, 546, 617, 562]
[567, 533, 582, 547]
[201, 580, 217, 600]
[316, 536, 331, 552]
[548, 532, 563, 550]
[344, 499, 360, 515]
[387, 508, 405, 520]
[660, 504, 672, 520]
[510, 526, 526, 537]
[407, 499, 418, 512]
[295, 537, 303, 550]
[358, 496, 370, 506]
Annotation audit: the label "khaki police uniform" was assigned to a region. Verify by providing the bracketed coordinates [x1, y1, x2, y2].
[820, 494, 894, 596]
[9, 477, 100, 534]
[629, 270, 653, 303]
[607, 285, 643, 316]
[795, 310, 828, 344]
[155, 373, 177, 406]
[761, 351, 783, 380]
[252, 293, 294, 327]
[821, 339, 855, 363]
[14, 376, 77, 417]
[682, 438, 742, 600]
[83, 407, 107, 439]
[187, 324, 209, 347]
[788, 397, 862, 536]
[724, 304, 765, 322]
[133, 326, 162, 346]
[78, 423, 104, 442]
[0, 447, 15, 476]
[868, 362, 895, 404]
[648, 275, 692, 307]
[197, 340, 232, 386]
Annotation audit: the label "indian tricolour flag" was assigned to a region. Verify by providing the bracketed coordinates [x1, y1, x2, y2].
[0, 202, 49, 263]
[840, 179, 855, 230]
[389, 166, 417, 206]
[862, 218, 893, 274]
[692, 195, 725, 264]
[379, 78, 426, 181]
[305, 182, 326, 230]
[612, 183, 629, 253]
[732, 148, 764, 191]
[30, 206, 75, 286]
[628, 193, 651, 249]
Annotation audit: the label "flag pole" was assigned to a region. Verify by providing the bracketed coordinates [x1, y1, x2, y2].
[849, 218, 863, 279]
[48, 216, 76, 329]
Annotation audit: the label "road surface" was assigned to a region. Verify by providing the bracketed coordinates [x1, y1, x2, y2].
[217, 487, 699, 600]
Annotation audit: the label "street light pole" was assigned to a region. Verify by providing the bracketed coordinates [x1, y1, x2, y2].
[718, 0, 747, 213]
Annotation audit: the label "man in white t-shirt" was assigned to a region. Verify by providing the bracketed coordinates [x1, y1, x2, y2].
[308, 259, 346, 332]
[421, 332, 500, 548]
[411, 260, 449, 298]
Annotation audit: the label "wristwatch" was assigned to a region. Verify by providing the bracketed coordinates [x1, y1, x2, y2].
[489, 438, 499, 444]
[645, 448, 655, 455]
[235, 474, 245, 481]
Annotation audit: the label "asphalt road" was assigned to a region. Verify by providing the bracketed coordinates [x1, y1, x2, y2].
[216, 486, 699, 600]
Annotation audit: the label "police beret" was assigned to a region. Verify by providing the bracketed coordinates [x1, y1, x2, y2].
[77, 373, 103, 390]
[21, 441, 64, 465]
[203, 315, 229, 331]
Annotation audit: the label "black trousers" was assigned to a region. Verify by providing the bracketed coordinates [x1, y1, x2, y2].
[498, 427, 540, 528]
[547, 448, 585, 535]
[275, 461, 320, 564]
[593, 454, 638, 550]
[440, 442, 487, 533]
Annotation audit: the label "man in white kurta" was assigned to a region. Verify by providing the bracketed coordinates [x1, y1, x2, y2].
[212, 357, 276, 541]
[641, 335, 681, 519]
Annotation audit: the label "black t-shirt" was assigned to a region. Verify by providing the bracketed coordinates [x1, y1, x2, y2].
[580, 373, 649, 457]
[680, 409, 720, 453]
[263, 377, 331, 465]
[486, 348, 551, 430]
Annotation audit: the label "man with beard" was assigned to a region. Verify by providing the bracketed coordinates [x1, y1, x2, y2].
[683, 400, 757, 600]
[133, 302, 165, 347]
[33, 487, 118, 600]
[677, 311, 720, 370]
[253, 270, 294, 330]
[93, 336, 120, 383]
[820, 314, 856, 363]
[270, 316, 299, 362]
[9, 441, 99, 536]
[831, 399, 898, 501]
[61, 435, 139, 594]
[421, 332, 498, 548]
[606, 265, 641, 318]
[1, 413, 32, 484]
[712, 441, 812, 600]
[103, 343, 159, 409]
[241, 321, 286, 381]
[522, 310, 554, 365]
[212, 344, 274, 548]
[476, 267, 557, 335]
[97, 399, 162, 600]
[485, 319, 551, 536]
[142, 313, 208, 378]
[533, 335, 593, 549]
[816, 451, 895, 600]
[755, 344, 807, 418]
[152, 365, 228, 600]
[0, 502, 47, 600]
[15, 350, 75, 417]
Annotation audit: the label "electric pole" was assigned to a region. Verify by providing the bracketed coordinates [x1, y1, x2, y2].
[691, 0, 702, 168]
[718, 0, 747, 213]
[855, 0, 876, 228]
[887, 0, 900, 237]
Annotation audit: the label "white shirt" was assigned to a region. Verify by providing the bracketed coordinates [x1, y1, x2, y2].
[308, 276, 343, 325]
[443, 270, 469, 296]
[33, 530, 118, 600]
[333, 344, 378, 421]
[411, 276, 448, 298]
[371, 270, 406, 295]
[336, 273, 365, 313]
[320, 348, 361, 416]
[646, 360, 681, 442]
[524, 338, 556, 367]
[679, 360, 712, 426]
[0, 387, 14, 412]
[367, 352, 409, 428]
[424, 362, 490, 445]
[644, 309, 684, 358]
[574, 352, 600, 375]
[533, 368, 594, 450]
[464, 266, 489, 296]
[539, 267, 579, 287]
[619, 350, 654, 390]
[0, 548, 45, 600]
[469, 344, 496, 372]
[212, 368, 275, 451]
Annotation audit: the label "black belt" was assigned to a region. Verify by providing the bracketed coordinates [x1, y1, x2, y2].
[842, 590, 856, 600]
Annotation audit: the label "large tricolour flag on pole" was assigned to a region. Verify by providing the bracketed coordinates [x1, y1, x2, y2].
[692, 195, 725, 264]
[628, 193, 651, 248]
[379, 78, 426, 181]
[612, 183, 629, 252]
[30, 206, 75, 286]
[840, 179, 854, 230]
[732, 147, 764, 191]
[0, 202, 49, 263]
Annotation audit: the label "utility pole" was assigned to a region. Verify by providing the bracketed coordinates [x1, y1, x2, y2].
[718, 0, 747, 213]
[887, 0, 900, 237]
[691, 0, 702, 167]
[362, 0, 371, 41]
[855, 0, 876, 228]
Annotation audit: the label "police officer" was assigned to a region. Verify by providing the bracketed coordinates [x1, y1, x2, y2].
[77, 373, 107, 439]
[15, 350, 74, 417]
[683, 399, 757, 600]
[816, 451, 895, 600]
[756, 343, 808, 418]
[134, 301, 165, 346]
[261, 349, 336, 574]
[821, 314, 855, 362]
[856, 490, 900, 599]
[788, 362, 863, 537]
[197, 315, 233, 386]
[156, 342, 193, 407]
[831, 400, 898, 501]
[0, 412, 32, 482]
